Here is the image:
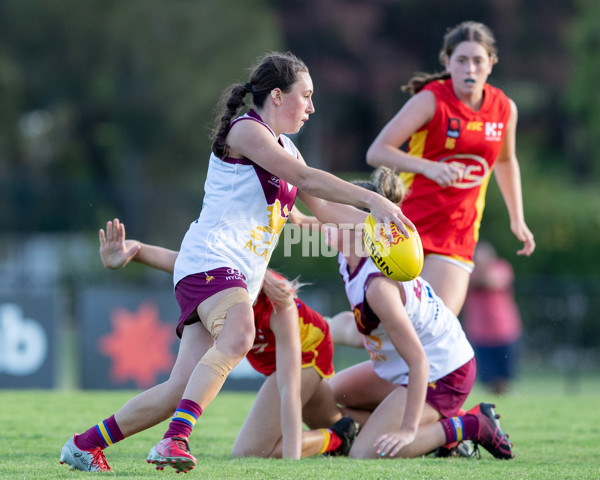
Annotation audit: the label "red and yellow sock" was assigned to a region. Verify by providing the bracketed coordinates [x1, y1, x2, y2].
[318, 428, 342, 454]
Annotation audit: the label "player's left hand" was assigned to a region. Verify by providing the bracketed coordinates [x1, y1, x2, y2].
[374, 427, 416, 458]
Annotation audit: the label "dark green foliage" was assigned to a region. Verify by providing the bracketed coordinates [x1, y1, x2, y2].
[564, 0, 600, 180]
[0, 0, 283, 236]
[0, 1, 597, 276]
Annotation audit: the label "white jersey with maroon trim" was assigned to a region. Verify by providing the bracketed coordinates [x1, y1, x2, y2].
[174, 111, 298, 302]
[338, 254, 474, 384]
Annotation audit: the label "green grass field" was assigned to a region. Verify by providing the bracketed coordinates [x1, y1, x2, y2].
[1, 372, 599, 480]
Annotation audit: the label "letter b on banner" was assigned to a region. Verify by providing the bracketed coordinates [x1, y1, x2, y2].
[0, 293, 58, 388]
[0, 304, 48, 375]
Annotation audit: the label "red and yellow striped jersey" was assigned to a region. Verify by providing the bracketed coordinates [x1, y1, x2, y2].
[247, 292, 334, 378]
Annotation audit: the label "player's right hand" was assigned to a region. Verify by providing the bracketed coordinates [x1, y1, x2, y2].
[423, 160, 465, 188]
[99, 218, 141, 269]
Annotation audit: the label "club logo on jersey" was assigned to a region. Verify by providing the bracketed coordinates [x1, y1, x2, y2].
[484, 121, 504, 141]
[204, 273, 215, 284]
[353, 306, 366, 331]
[439, 154, 490, 189]
[268, 175, 280, 188]
[446, 118, 461, 139]
[208, 200, 289, 263]
[244, 199, 290, 261]
[352, 304, 381, 336]
[364, 334, 386, 362]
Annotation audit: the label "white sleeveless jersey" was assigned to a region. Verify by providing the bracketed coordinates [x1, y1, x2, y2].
[174, 110, 298, 302]
[338, 254, 474, 384]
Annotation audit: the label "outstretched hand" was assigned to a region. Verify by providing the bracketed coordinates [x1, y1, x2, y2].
[99, 218, 141, 269]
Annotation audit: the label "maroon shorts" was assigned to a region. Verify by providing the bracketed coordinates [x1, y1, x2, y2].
[174, 267, 247, 338]
[420, 357, 476, 418]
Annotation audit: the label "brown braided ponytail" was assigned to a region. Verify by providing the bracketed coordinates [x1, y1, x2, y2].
[211, 51, 309, 159]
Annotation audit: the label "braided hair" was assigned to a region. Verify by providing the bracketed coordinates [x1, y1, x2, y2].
[353, 167, 405, 208]
[211, 51, 308, 158]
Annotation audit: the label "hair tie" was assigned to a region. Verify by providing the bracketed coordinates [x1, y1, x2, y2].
[244, 82, 253, 93]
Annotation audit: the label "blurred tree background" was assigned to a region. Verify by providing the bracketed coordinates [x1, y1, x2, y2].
[0, 0, 283, 239]
[0, 1, 598, 360]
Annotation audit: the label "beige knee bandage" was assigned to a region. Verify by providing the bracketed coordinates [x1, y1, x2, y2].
[198, 344, 234, 379]
[202, 288, 251, 338]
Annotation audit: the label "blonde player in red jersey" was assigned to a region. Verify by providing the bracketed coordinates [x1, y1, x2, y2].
[233, 269, 356, 459]
[366, 21, 535, 316]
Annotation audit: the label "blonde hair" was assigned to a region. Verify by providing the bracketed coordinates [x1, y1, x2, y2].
[261, 269, 306, 309]
[352, 166, 406, 207]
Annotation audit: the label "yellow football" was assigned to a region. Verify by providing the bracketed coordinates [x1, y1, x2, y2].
[362, 213, 424, 281]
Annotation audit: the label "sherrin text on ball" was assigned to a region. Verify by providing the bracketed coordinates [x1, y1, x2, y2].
[363, 213, 424, 281]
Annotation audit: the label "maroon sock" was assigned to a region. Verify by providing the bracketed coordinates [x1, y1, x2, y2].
[76, 415, 125, 450]
[461, 414, 479, 440]
[163, 399, 203, 440]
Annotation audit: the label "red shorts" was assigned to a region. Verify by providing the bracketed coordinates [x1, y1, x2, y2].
[301, 328, 335, 379]
[174, 267, 248, 338]
[419, 358, 476, 418]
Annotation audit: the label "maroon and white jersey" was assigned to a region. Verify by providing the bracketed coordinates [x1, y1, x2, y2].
[174, 110, 298, 302]
[338, 254, 474, 384]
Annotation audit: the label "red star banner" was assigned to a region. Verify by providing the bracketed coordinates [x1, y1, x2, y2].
[78, 286, 178, 390]
[99, 303, 175, 389]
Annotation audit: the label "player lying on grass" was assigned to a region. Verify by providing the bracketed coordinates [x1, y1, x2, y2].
[59, 219, 356, 472]
[289, 167, 514, 460]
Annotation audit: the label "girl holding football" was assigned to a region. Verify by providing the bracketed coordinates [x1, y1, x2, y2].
[291, 167, 514, 460]
[60, 51, 403, 472]
[366, 21, 535, 315]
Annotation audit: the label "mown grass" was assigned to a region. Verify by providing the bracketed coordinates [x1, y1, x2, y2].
[1, 372, 599, 480]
